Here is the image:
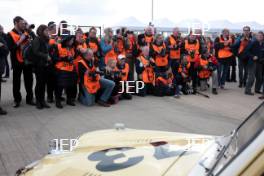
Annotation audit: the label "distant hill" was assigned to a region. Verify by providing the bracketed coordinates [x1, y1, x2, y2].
[114, 17, 146, 27]
[176, 18, 203, 28]
[234, 21, 264, 30]
[208, 20, 237, 29]
[153, 18, 175, 27]
[114, 17, 264, 30]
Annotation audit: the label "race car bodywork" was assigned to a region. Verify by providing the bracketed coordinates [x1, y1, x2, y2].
[17, 103, 264, 176]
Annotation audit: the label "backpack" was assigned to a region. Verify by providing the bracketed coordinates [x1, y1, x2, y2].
[22, 41, 34, 65]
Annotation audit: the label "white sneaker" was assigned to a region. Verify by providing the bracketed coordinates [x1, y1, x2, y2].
[174, 94, 180, 99]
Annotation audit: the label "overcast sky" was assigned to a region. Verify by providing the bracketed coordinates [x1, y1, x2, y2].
[0, 0, 263, 31]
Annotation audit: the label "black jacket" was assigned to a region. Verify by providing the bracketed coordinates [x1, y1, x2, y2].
[32, 36, 49, 67]
[0, 37, 9, 74]
[249, 41, 264, 64]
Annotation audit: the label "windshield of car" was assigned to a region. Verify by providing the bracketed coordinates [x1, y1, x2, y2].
[208, 102, 264, 175]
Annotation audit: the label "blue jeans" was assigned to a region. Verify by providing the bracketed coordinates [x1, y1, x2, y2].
[79, 78, 115, 106]
[245, 62, 256, 93]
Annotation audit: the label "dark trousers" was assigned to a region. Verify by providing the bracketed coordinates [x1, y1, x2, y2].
[170, 59, 180, 76]
[226, 57, 236, 81]
[0, 77, 1, 100]
[4, 56, 9, 77]
[46, 66, 56, 100]
[126, 56, 135, 81]
[170, 59, 180, 95]
[13, 63, 33, 103]
[238, 58, 248, 86]
[255, 62, 264, 92]
[137, 81, 154, 96]
[55, 86, 75, 102]
[189, 62, 198, 90]
[35, 67, 48, 103]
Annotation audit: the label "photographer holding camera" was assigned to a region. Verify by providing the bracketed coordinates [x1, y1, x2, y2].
[183, 33, 200, 93]
[214, 28, 234, 89]
[53, 34, 77, 108]
[100, 28, 116, 70]
[78, 49, 114, 107]
[86, 27, 101, 67]
[6, 16, 35, 108]
[149, 34, 169, 73]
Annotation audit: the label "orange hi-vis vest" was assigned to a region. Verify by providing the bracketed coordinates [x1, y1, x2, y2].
[238, 39, 249, 54]
[9, 31, 29, 63]
[139, 55, 155, 83]
[116, 37, 126, 55]
[74, 42, 88, 69]
[119, 63, 129, 81]
[87, 40, 99, 53]
[105, 45, 117, 65]
[207, 42, 212, 54]
[49, 38, 57, 45]
[152, 43, 168, 67]
[82, 34, 87, 40]
[55, 44, 75, 72]
[145, 35, 153, 45]
[78, 59, 100, 94]
[184, 39, 200, 62]
[169, 36, 181, 59]
[218, 36, 233, 59]
[198, 58, 211, 79]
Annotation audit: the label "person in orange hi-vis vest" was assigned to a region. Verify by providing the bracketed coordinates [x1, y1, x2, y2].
[196, 51, 218, 94]
[116, 54, 132, 100]
[135, 46, 155, 97]
[183, 33, 200, 94]
[214, 28, 235, 89]
[137, 26, 154, 47]
[165, 27, 183, 98]
[149, 34, 169, 73]
[77, 48, 115, 107]
[54, 33, 77, 109]
[176, 56, 191, 96]
[86, 27, 101, 67]
[154, 71, 174, 97]
[6, 16, 34, 108]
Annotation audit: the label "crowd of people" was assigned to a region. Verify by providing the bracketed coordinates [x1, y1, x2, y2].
[0, 16, 264, 115]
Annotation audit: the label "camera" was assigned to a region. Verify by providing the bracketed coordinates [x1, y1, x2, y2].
[113, 71, 121, 79]
[88, 72, 98, 81]
[29, 24, 35, 30]
[190, 50, 195, 58]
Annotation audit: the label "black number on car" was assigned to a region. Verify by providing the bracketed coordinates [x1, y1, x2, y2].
[88, 147, 144, 172]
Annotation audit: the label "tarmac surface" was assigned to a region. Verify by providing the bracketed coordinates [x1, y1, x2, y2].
[0, 75, 262, 176]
